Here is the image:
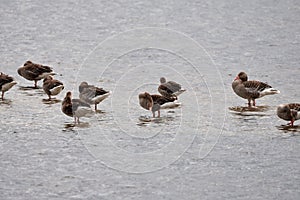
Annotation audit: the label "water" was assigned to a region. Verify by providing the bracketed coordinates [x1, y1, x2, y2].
[1, 0, 300, 199]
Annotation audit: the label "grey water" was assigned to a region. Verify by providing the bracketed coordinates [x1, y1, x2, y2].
[1, 0, 300, 199]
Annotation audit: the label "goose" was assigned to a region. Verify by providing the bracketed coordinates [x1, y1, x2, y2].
[0, 72, 17, 100]
[61, 91, 94, 124]
[17, 61, 56, 88]
[42, 76, 64, 100]
[158, 77, 186, 98]
[277, 103, 300, 127]
[139, 92, 177, 117]
[79, 81, 111, 111]
[232, 72, 280, 107]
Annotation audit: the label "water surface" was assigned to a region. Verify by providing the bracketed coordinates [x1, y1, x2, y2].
[0, 0, 300, 199]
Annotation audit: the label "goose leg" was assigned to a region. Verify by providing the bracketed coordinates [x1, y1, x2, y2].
[287, 120, 294, 127]
[74, 117, 77, 124]
[34, 80, 38, 88]
[248, 99, 251, 107]
[1, 91, 4, 100]
[253, 99, 256, 106]
[158, 110, 160, 118]
[152, 111, 155, 118]
[95, 104, 97, 111]
[290, 120, 294, 127]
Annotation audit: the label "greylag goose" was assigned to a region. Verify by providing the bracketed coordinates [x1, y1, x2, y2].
[158, 77, 186, 98]
[232, 72, 280, 107]
[17, 61, 56, 88]
[0, 72, 17, 100]
[62, 91, 94, 124]
[277, 103, 300, 127]
[42, 76, 64, 100]
[139, 92, 177, 117]
[79, 81, 111, 111]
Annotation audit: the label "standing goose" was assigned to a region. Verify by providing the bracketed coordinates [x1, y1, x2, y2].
[158, 77, 186, 98]
[79, 82, 111, 111]
[42, 76, 64, 100]
[17, 61, 56, 88]
[62, 91, 94, 124]
[232, 72, 280, 107]
[277, 103, 300, 127]
[139, 92, 177, 118]
[0, 72, 17, 100]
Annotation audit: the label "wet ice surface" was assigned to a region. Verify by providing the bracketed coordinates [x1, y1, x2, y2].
[1, 0, 300, 199]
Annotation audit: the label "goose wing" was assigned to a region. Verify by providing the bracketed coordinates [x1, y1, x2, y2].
[72, 99, 91, 111]
[288, 103, 300, 111]
[151, 94, 175, 105]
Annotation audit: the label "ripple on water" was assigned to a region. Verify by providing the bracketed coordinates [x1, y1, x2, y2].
[18, 86, 45, 97]
[63, 122, 90, 129]
[0, 99, 13, 105]
[42, 99, 61, 104]
[276, 125, 300, 134]
[228, 105, 270, 116]
[18, 86, 43, 90]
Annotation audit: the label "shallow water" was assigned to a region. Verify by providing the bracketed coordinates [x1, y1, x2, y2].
[1, 0, 300, 199]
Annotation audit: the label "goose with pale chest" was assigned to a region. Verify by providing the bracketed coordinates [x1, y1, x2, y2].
[232, 72, 280, 107]
[139, 92, 177, 118]
[43, 76, 64, 100]
[62, 91, 94, 124]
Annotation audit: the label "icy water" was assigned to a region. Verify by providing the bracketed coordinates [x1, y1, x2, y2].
[1, 0, 300, 199]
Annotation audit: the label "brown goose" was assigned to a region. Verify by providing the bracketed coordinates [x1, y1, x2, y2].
[79, 82, 111, 111]
[139, 92, 177, 117]
[0, 72, 17, 100]
[232, 72, 280, 107]
[42, 76, 64, 100]
[158, 77, 186, 98]
[61, 91, 94, 124]
[277, 103, 300, 127]
[17, 61, 56, 88]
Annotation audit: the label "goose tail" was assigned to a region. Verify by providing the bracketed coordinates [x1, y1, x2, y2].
[259, 88, 280, 97]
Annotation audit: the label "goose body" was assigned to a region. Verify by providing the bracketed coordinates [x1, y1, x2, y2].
[0, 72, 17, 100]
[79, 82, 111, 111]
[277, 103, 300, 127]
[139, 92, 177, 117]
[62, 91, 94, 123]
[158, 77, 186, 98]
[232, 72, 280, 107]
[17, 61, 56, 88]
[43, 76, 64, 100]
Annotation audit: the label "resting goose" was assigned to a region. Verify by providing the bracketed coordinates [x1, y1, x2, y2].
[0, 72, 17, 100]
[232, 72, 280, 107]
[79, 81, 111, 111]
[42, 76, 64, 100]
[17, 61, 56, 88]
[277, 103, 300, 127]
[158, 77, 186, 98]
[61, 91, 94, 124]
[139, 92, 177, 118]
